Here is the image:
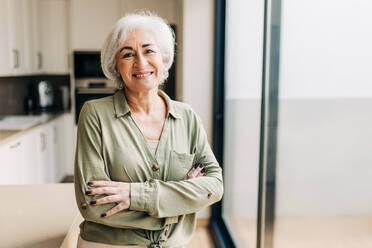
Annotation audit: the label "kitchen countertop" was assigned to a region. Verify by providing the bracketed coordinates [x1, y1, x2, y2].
[0, 111, 71, 147]
[0, 183, 78, 247]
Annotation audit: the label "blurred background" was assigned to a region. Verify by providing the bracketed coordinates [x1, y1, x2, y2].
[0, 0, 371, 247]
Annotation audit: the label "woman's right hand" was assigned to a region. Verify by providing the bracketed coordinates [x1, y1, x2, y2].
[183, 164, 206, 180]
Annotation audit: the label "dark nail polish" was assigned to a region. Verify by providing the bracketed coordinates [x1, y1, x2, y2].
[87, 181, 93, 186]
[85, 190, 91, 195]
[201, 168, 205, 173]
[194, 164, 198, 169]
[90, 200, 96, 205]
[81, 203, 87, 209]
[199, 164, 204, 168]
[101, 213, 106, 218]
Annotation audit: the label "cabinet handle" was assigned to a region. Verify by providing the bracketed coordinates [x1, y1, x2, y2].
[37, 52, 43, 69]
[53, 126, 57, 144]
[10, 141, 21, 149]
[40, 133, 46, 152]
[13, 49, 20, 69]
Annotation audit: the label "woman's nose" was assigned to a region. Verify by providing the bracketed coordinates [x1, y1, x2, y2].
[134, 53, 148, 67]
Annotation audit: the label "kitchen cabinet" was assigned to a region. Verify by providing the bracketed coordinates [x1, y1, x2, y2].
[35, 115, 73, 184]
[38, 0, 69, 74]
[30, 0, 43, 74]
[0, 113, 75, 184]
[0, 137, 24, 184]
[0, 0, 11, 75]
[35, 123, 55, 183]
[0, 0, 30, 76]
[22, 130, 40, 183]
[0, 0, 69, 76]
[54, 113, 75, 182]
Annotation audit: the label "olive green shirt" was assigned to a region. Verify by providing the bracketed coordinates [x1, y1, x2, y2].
[74, 89, 224, 247]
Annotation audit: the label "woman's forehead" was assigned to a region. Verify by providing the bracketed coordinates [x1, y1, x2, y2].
[120, 28, 158, 47]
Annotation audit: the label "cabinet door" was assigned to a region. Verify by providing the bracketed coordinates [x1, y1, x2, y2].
[30, 0, 44, 74]
[36, 127, 52, 183]
[22, 129, 41, 184]
[55, 113, 75, 181]
[7, 0, 32, 75]
[0, 0, 34, 76]
[54, 116, 64, 182]
[50, 120, 59, 183]
[39, 0, 69, 74]
[0, 0, 12, 76]
[0, 138, 24, 184]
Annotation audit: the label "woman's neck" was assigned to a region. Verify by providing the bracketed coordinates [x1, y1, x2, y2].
[124, 87, 165, 116]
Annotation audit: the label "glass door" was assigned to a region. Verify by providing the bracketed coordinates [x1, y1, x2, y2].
[259, 0, 372, 247]
[220, 0, 265, 247]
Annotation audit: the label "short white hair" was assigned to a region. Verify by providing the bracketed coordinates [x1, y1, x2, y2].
[101, 11, 175, 89]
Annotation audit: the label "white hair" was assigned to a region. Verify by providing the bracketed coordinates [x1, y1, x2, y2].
[101, 11, 175, 89]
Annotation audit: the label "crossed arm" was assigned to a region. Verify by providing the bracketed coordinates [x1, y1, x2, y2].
[85, 163, 207, 218]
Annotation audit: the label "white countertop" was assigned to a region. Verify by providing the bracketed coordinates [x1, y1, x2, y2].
[0, 111, 70, 146]
[0, 183, 79, 247]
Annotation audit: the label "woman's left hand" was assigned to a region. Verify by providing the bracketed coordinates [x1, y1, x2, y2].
[86, 181, 131, 218]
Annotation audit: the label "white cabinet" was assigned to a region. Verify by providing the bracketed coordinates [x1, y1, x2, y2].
[0, 113, 75, 184]
[54, 113, 75, 182]
[38, 0, 69, 73]
[0, 0, 30, 76]
[35, 124, 55, 183]
[0, 138, 24, 184]
[30, 0, 43, 74]
[0, 0, 12, 75]
[0, 0, 69, 76]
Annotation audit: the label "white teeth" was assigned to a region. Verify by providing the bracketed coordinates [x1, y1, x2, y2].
[134, 72, 151, 78]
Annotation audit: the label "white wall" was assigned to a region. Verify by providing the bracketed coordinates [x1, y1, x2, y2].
[182, 0, 214, 142]
[182, 0, 215, 218]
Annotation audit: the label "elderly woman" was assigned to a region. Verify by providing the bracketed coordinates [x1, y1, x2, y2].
[74, 12, 223, 248]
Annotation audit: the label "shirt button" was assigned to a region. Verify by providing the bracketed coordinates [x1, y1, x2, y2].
[152, 164, 160, 171]
[208, 193, 212, 199]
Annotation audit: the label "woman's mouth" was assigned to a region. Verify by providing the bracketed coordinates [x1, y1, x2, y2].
[132, 72, 154, 78]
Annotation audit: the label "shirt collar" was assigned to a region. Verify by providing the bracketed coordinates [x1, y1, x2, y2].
[113, 89, 181, 119]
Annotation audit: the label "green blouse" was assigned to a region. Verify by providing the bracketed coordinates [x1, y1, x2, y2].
[74, 89, 224, 248]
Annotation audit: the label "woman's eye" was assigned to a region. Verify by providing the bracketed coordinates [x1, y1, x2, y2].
[145, 49, 154, 54]
[122, 53, 134, 58]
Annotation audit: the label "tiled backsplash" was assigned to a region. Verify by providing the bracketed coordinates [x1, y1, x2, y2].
[0, 75, 70, 115]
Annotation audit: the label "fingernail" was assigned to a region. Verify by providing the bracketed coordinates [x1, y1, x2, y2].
[101, 213, 106, 218]
[87, 181, 93, 186]
[85, 190, 91, 195]
[81, 203, 87, 209]
[199, 164, 204, 168]
[90, 200, 96, 205]
[201, 168, 205, 173]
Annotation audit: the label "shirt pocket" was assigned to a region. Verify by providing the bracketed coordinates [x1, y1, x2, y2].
[167, 150, 195, 181]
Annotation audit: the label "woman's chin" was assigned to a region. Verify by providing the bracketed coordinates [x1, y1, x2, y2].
[126, 82, 159, 93]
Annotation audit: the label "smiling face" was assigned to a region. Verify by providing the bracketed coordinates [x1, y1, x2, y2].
[116, 28, 164, 93]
